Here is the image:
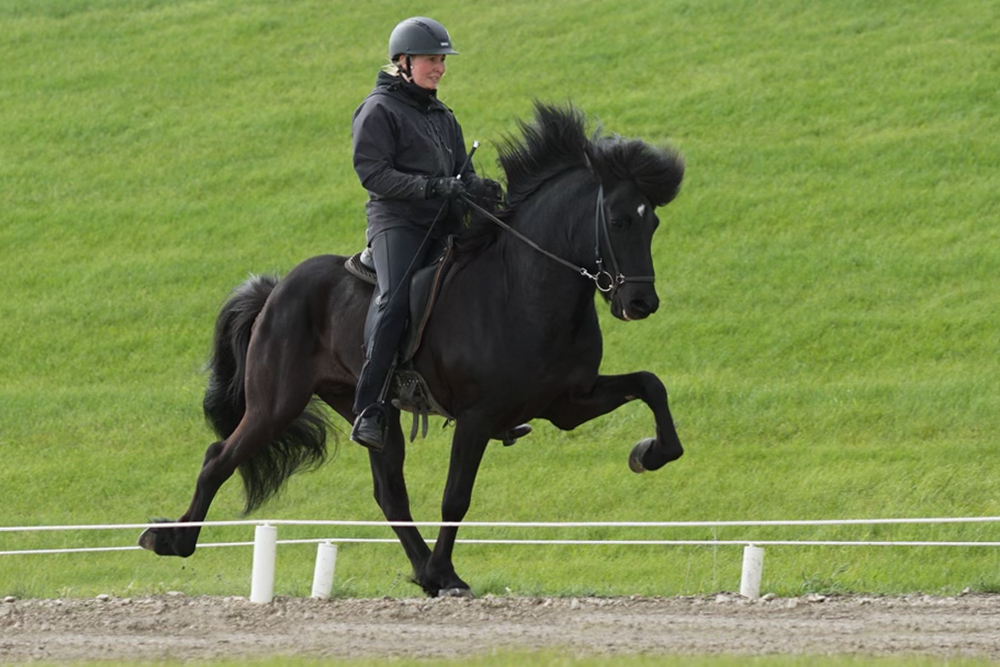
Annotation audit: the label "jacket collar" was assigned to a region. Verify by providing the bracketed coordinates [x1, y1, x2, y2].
[375, 70, 443, 111]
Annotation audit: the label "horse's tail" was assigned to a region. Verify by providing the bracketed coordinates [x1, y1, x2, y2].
[202, 274, 277, 439]
[202, 273, 331, 515]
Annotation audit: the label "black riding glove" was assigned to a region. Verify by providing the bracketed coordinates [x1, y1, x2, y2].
[474, 177, 504, 204]
[426, 177, 467, 201]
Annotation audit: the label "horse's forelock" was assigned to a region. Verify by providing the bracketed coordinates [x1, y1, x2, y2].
[592, 138, 685, 208]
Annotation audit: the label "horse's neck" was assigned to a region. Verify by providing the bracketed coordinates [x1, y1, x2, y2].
[505, 179, 599, 276]
[489, 210, 599, 322]
[448, 176, 603, 330]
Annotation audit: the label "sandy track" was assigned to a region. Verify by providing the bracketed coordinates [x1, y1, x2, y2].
[2, 593, 1000, 663]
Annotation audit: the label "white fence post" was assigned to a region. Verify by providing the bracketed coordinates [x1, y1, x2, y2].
[311, 541, 338, 599]
[249, 523, 278, 603]
[740, 544, 765, 599]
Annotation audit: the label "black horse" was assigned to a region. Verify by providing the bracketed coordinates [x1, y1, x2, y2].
[140, 103, 686, 597]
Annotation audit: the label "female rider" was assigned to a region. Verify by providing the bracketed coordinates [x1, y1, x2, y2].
[350, 17, 510, 451]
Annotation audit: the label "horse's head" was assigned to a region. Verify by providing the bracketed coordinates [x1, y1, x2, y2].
[598, 181, 662, 321]
[488, 103, 685, 322]
[590, 137, 685, 322]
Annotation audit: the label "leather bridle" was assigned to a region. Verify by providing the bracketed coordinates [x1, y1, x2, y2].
[460, 185, 654, 296]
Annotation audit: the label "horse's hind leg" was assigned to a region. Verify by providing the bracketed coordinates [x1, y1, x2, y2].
[140, 438, 229, 556]
[139, 411, 285, 556]
[141, 360, 316, 557]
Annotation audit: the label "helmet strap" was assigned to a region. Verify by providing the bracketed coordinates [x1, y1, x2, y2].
[400, 55, 413, 80]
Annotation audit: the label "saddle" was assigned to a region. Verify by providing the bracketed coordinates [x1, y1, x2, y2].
[344, 239, 457, 441]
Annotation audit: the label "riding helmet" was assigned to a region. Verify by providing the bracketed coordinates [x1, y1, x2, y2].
[388, 17, 459, 60]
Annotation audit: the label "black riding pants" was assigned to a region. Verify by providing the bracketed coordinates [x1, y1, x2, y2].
[353, 226, 445, 414]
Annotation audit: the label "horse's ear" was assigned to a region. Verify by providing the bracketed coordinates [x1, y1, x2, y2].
[583, 143, 599, 174]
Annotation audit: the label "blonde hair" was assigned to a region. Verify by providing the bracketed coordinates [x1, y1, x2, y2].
[381, 58, 403, 77]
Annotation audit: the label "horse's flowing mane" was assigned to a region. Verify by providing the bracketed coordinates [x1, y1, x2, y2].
[459, 102, 684, 251]
[498, 103, 593, 208]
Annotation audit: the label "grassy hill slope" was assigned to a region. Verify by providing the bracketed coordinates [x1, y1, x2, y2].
[1, 0, 998, 598]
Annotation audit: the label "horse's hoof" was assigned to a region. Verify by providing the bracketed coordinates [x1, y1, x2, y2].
[628, 438, 655, 474]
[137, 519, 197, 557]
[138, 518, 171, 552]
[438, 587, 475, 599]
[137, 528, 158, 551]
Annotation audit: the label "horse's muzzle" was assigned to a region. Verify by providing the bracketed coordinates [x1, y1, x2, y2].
[613, 287, 659, 321]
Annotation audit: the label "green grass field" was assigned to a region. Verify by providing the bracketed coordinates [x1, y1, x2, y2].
[2, 0, 999, 601]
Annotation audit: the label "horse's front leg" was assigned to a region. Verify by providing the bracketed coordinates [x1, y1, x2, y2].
[365, 405, 434, 587]
[420, 421, 490, 597]
[541, 371, 683, 473]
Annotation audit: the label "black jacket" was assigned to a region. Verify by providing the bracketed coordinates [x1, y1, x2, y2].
[352, 71, 475, 243]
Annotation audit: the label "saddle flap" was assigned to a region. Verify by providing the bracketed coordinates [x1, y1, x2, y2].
[400, 236, 456, 363]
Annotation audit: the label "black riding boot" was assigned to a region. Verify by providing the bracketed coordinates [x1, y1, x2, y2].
[352, 342, 398, 453]
[351, 403, 388, 451]
[352, 228, 440, 452]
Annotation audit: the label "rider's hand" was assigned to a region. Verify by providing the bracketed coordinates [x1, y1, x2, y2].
[474, 177, 504, 204]
[426, 177, 467, 201]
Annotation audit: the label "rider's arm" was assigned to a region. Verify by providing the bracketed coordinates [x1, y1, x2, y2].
[352, 103, 429, 201]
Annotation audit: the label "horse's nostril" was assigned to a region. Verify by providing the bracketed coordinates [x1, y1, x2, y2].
[629, 298, 658, 318]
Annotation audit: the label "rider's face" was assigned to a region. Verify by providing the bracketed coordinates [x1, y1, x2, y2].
[407, 54, 446, 90]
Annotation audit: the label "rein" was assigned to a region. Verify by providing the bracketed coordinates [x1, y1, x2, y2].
[460, 185, 654, 295]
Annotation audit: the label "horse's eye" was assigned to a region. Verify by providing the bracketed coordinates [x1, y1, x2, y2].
[610, 217, 628, 230]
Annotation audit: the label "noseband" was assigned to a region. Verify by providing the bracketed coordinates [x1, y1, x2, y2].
[461, 185, 654, 296]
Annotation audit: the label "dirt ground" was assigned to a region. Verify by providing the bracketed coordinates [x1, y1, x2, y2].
[2, 592, 1000, 663]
